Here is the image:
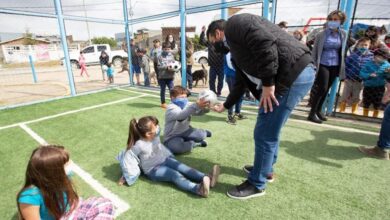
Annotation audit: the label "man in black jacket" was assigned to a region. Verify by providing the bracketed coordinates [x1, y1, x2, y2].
[200, 26, 224, 96]
[210, 14, 316, 199]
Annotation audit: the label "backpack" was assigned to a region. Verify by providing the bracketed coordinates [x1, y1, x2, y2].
[116, 149, 141, 186]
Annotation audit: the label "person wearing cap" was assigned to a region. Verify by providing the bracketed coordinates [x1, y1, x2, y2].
[359, 47, 390, 117]
[150, 39, 162, 82]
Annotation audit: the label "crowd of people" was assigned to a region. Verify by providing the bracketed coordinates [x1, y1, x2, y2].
[16, 11, 390, 220]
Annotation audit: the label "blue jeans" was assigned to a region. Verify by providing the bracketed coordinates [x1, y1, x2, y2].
[144, 72, 150, 87]
[146, 157, 205, 194]
[164, 127, 208, 154]
[226, 75, 243, 115]
[248, 64, 315, 190]
[187, 65, 193, 89]
[378, 105, 390, 150]
[159, 79, 174, 104]
[209, 66, 224, 95]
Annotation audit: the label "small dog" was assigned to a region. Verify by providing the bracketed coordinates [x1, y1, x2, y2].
[192, 64, 208, 87]
[149, 71, 158, 85]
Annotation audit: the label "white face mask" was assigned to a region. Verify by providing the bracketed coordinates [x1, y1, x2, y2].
[155, 125, 161, 136]
[64, 163, 74, 176]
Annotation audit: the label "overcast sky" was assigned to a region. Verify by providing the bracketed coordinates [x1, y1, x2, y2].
[0, 0, 388, 41]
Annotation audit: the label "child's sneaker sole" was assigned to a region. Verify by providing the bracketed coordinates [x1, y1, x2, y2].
[210, 165, 220, 188]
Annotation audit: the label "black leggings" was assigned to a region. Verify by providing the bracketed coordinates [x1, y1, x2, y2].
[310, 65, 339, 113]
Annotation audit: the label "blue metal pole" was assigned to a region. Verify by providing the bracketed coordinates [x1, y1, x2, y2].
[271, 0, 277, 23]
[221, 0, 228, 20]
[28, 55, 37, 83]
[326, 0, 356, 115]
[180, 0, 187, 88]
[54, 0, 76, 96]
[262, 0, 270, 20]
[123, 0, 133, 85]
[339, 0, 347, 11]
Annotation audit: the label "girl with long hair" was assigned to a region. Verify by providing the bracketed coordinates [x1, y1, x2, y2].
[17, 145, 114, 220]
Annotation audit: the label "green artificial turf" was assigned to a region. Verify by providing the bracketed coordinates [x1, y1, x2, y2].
[1, 87, 388, 219]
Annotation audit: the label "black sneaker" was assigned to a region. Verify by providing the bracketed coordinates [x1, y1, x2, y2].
[200, 140, 208, 147]
[227, 180, 266, 200]
[243, 165, 275, 183]
[226, 115, 236, 125]
[206, 130, 212, 138]
[234, 113, 247, 120]
[243, 165, 253, 174]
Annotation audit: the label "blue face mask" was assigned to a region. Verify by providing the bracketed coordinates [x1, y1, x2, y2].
[327, 21, 340, 30]
[358, 47, 368, 54]
[172, 98, 188, 109]
[162, 51, 169, 56]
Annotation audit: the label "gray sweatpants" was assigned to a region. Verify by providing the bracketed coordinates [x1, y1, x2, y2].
[340, 80, 363, 104]
[164, 127, 207, 154]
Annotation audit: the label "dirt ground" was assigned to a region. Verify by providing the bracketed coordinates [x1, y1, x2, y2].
[0, 62, 229, 107]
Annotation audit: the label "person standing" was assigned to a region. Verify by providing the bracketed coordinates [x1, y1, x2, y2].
[78, 51, 89, 78]
[359, 104, 390, 160]
[130, 39, 142, 85]
[200, 25, 225, 96]
[150, 39, 162, 82]
[157, 42, 176, 109]
[99, 50, 109, 81]
[179, 37, 194, 91]
[308, 10, 347, 124]
[210, 14, 315, 199]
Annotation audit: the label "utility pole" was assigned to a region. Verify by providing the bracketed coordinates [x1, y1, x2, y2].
[83, 0, 92, 45]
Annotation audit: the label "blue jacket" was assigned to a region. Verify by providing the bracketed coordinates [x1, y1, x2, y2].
[224, 54, 235, 77]
[345, 50, 373, 81]
[360, 60, 390, 87]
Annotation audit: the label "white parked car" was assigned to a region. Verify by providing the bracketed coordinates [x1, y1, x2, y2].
[61, 44, 128, 69]
[193, 48, 208, 65]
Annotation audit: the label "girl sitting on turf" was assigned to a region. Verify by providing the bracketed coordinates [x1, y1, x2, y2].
[17, 145, 115, 220]
[117, 116, 220, 198]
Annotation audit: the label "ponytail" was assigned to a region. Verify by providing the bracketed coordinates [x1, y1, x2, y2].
[126, 116, 159, 150]
[127, 119, 140, 150]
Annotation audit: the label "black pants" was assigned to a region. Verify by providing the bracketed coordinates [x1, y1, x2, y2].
[310, 65, 339, 114]
[363, 86, 385, 109]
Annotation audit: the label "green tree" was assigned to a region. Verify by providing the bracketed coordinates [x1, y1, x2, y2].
[91, 37, 117, 48]
[23, 29, 37, 45]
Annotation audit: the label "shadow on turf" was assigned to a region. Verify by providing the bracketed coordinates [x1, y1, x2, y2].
[280, 129, 374, 168]
[102, 156, 245, 196]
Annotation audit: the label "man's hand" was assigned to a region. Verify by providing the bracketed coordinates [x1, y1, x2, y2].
[259, 85, 279, 113]
[212, 103, 225, 113]
[196, 98, 210, 109]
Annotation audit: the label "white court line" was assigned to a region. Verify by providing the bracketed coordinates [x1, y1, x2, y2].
[19, 123, 130, 217]
[240, 110, 379, 136]
[0, 94, 147, 131]
[117, 87, 160, 97]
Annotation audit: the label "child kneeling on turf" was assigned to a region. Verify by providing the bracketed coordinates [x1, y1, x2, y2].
[360, 48, 390, 117]
[118, 116, 219, 197]
[17, 145, 115, 220]
[163, 86, 212, 154]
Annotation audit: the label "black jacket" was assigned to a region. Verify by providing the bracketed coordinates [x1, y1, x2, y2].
[223, 14, 313, 109]
[200, 31, 224, 68]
